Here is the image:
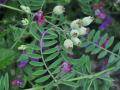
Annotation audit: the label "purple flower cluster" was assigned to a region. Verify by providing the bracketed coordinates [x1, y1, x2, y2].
[99, 16, 112, 30]
[93, 2, 112, 30]
[34, 11, 45, 26]
[62, 62, 72, 73]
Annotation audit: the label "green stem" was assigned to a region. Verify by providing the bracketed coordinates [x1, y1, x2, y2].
[64, 67, 115, 82]
[40, 0, 46, 11]
[40, 31, 57, 83]
[0, 4, 24, 13]
[87, 79, 94, 90]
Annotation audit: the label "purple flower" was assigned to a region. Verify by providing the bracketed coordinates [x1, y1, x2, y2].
[62, 62, 72, 73]
[95, 9, 107, 20]
[99, 21, 108, 30]
[31, 58, 39, 62]
[99, 16, 112, 30]
[12, 79, 23, 86]
[97, 13, 107, 20]
[17, 61, 28, 68]
[34, 11, 45, 26]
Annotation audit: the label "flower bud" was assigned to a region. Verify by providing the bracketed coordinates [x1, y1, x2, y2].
[62, 62, 72, 73]
[82, 16, 94, 26]
[20, 5, 31, 13]
[71, 37, 81, 46]
[21, 18, 29, 26]
[78, 27, 88, 35]
[12, 79, 23, 86]
[17, 61, 28, 68]
[70, 29, 79, 37]
[53, 5, 65, 15]
[64, 39, 73, 50]
[18, 45, 27, 50]
[70, 19, 83, 29]
[34, 11, 45, 26]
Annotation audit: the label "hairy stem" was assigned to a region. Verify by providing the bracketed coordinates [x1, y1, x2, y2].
[64, 67, 115, 81]
[40, 31, 57, 82]
[0, 4, 24, 12]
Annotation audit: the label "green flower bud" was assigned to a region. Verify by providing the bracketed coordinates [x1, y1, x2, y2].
[18, 45, 27, 50]
[21, 18, 29, 26]
[20, 5, 31, 13]
[53, 5, 65, 15]
[78, 27, 88, 35]
[64, 39, 73, 50]
[70, 29, 79, 37]
[71, 37, 81, 46]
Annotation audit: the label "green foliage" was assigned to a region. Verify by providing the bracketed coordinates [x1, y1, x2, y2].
[18, 0, 44, 11]
[1, 0, 120, 90]
[0, 48, 19, 69]
[0, 73, 9, 90]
